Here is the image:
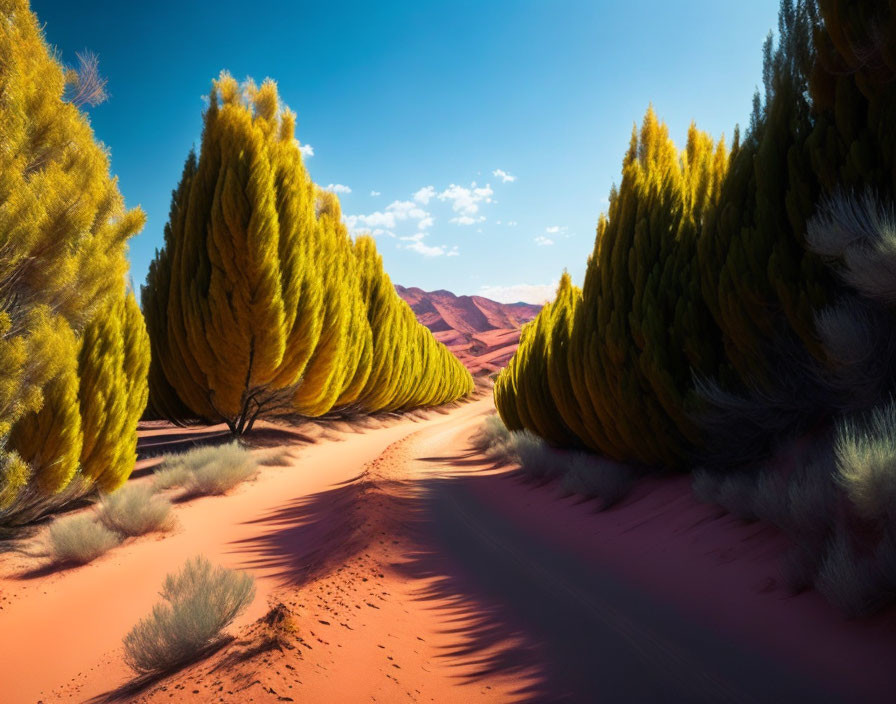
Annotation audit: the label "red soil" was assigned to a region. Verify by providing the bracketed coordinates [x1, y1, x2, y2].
[2, 395, 895, 702]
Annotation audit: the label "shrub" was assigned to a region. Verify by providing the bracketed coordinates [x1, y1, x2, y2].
[154, 443, 258, 497]
[691, 469, 758, 521]
[785, 457, 838, 540]
[815, 530, 885, 618]
[123, 556, 256, 674]
[513, 431, 561, 480]
[98, 484, 173, 537]
[835, 402, 896, 523]
[691, 468, 722, 505]
[185, 446, 258, 497]
[152, 464, 192, 492]
[473, 414, 512, 451]
[483, 438, 516, 464]
[561, 452, 634, 508]
[48, 514, 121, 565]
[750, 468, 790, 529]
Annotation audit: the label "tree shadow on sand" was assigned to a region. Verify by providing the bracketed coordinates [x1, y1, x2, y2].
[222, 448, 573, 702]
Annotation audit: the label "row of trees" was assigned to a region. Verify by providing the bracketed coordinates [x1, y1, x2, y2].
[496, 0, 896, 470]
[142, 73, 472, 435]
[0, 1, 471, 523]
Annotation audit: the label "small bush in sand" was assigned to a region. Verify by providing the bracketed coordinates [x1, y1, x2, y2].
[561, 452, 634, 508]
[750, 468, 790, 529]
[712, 473, 758, 522]
[152, 464, 192, 491]
[98, 484, 174, 537]
[483, 437, 516, 463]
[185, 449, 258, 497]
[785, 459, 838, 540]
[48, 514, 121, 565]
[815, 530, 886, 618]
[474, 416, 634, 503]
[835, 402, 896, 523]
[256, 449, 294, 467]
[153, 443, 258, 497]
[513, 431, 562, 479]
[475, 415, 524, 466]
[123, 556, 256, 674]
[474, 417, 559, 476]
[474, 414, 512, 450]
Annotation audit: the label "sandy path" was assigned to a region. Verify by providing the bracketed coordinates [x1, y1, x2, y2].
[0, 404, 486, 704]
[4, 395, 895, 702]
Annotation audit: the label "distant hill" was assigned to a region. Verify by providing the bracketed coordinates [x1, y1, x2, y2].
[395, 285, 542, 375]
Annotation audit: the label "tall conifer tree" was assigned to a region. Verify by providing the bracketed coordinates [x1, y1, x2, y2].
[0, 0, 144, 505]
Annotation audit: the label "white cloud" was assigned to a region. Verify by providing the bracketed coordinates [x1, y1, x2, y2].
[388, 199, 429, 221]
[370, 190, 381, 197]
[323, 183, 351, 194]
[492, 168, 516, 183]
[438, 182, 493, 217]
[506, 220, 518, 227]
[407, 241, 447, 256]
[348, 177, 499, 251]
[299, 143, 314, 158]
[345, 198, 432, 236]
[413, 186, 436, 204]
[545, 225, 567, 234]
[450, 214, 485, 226]
[345, 211, 395, 230]
[400, 232, 457, 257]
[534, 236, 554, 246]
[478, 282, 557, 305]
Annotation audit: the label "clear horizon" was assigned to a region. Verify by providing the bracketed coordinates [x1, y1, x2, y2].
[34, 0, 780, 303]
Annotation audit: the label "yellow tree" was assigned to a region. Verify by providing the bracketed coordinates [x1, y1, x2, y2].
[7, 287, 150, 521]
[565, 109, 728, 466]
[497, 109, 727, 468]
[0, 0, 144, 504]
[495, 273, 580, 447]
[292, 192, 367, 416]
[143, 74, 323, 434]
[144, 74, 471, 431]
[77, 290, 150, 492]
[353, 235, 472, 412]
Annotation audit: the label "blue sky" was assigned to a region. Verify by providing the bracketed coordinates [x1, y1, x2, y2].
[34, 0, 780, 303]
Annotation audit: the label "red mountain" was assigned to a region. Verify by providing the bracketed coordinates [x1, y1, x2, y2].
[395, 285, 542, 375]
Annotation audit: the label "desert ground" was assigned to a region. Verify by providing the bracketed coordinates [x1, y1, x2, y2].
[1, 388, 895, 704]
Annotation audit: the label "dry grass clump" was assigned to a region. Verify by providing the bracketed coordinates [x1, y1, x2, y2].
[153, 443, 258, 497]
[692, 422, 896, 617]
[256, 448, 294, 467]
[473, 416, 634, 506]
[152, 464, 192, 491]
[123, 556, 256, 674]
[474, 414, 521, 465]
[48, 514, 121, 565]
[513, 431, 561, 479]
[814, 529, 887, 618]
[474, 414, 513, 450]
[476, 420, 555, 476]
[835, 401, 896, 523]
[98, 484, 174, 537]
[561, 453, 634, 509]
